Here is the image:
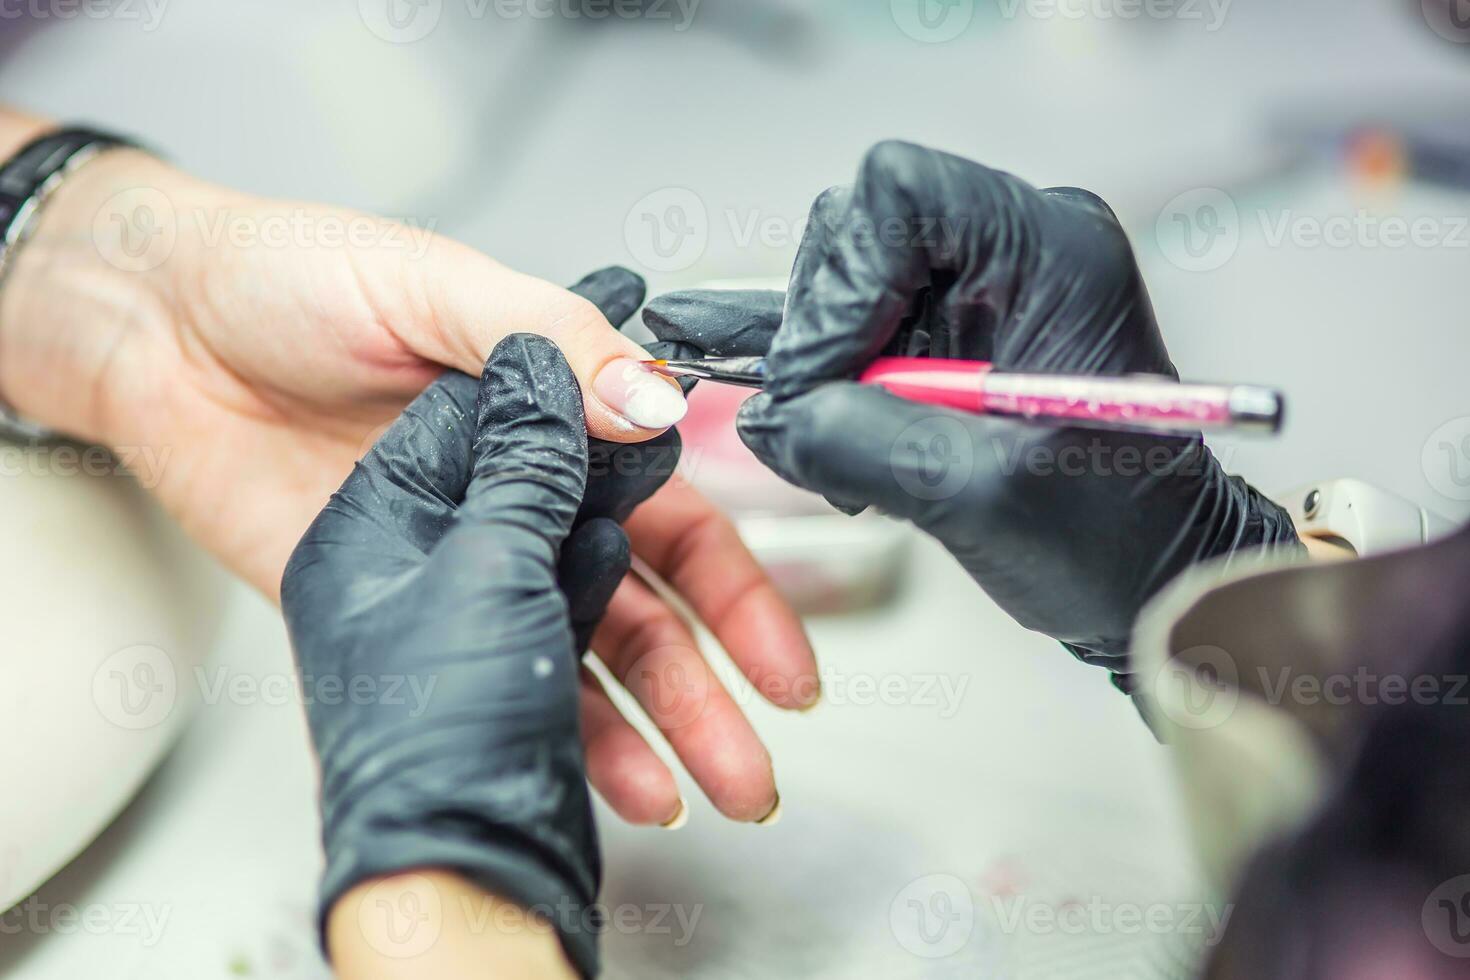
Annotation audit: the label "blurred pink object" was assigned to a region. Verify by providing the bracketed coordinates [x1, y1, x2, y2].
[676, 380, 908, 613]
[860, 356, 1257, 430]
[676, 382, 824, 517]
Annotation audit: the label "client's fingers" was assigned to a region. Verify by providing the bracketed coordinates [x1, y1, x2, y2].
[623, 481, 820, 710]
[566, 266, 647, 330]
[579, 666, 684, 827]
[592, 575, 778, 823]
[405, 244, 686, 442]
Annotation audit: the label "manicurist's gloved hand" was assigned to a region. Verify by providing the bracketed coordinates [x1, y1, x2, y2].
[645, 141, 1302, 682]
[3, 108, 807, 827]
[281, 334, 642, 978]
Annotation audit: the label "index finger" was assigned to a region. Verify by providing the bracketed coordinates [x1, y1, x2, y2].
[765, 140, 1029, 396]
[641, 288, 785, 359]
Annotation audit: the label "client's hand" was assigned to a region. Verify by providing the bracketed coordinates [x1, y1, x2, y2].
[645, 141, 1302, 682]
[283, 334, 650, 978]
[0, 147, 685, 593]
[0, 135, 812, 821]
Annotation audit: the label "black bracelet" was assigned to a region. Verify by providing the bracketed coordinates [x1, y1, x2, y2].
[0, 126, 138, 437]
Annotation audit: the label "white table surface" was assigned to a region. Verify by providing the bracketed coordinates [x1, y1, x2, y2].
[3, 3, 1469, 976]
[1, 532, 1205, 980]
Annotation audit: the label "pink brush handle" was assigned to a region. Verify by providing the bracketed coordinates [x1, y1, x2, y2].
[856, 357, 1274, 433]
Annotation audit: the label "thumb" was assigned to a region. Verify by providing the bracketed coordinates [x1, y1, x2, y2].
[444, 335, 589, 558]
[416, 243, 686, 442]
[737, 382, 1002, 531]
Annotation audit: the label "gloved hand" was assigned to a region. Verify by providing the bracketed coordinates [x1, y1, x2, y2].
[644, 141, 1302, 682]
[281, 328, 665, 977]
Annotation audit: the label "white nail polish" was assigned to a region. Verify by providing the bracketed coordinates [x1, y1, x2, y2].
[593, 358, 688, 429]
[624, 376, 688, 428]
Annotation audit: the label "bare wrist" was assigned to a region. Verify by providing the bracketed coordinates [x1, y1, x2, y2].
[328, 871, 577, 980]
[1300, 533, 1355, 562]
[0, 147, 209, 444]
[0, 110, 51, 161]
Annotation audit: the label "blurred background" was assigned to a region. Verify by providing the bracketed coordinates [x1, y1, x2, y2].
[3, 2, 1470, 976]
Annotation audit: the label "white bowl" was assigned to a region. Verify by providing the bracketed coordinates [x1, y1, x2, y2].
[0, 437, 228, 910]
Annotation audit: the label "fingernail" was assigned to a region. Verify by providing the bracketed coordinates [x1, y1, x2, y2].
[756, 793, 782, 827]
[661, 798, 689, 831]
[794, 672, 822, 712]
[593, 358, 687, 429]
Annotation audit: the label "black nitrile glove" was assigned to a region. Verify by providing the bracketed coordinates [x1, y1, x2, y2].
[643, 141, 1302, 681]
[282, 269, 676, 978]
[560, 267, 683, 652]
